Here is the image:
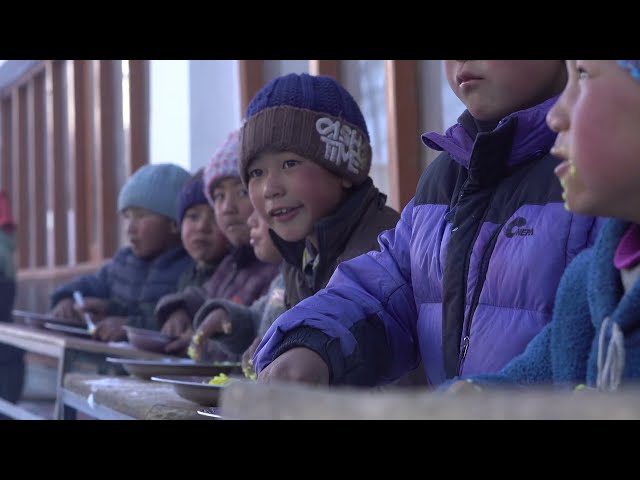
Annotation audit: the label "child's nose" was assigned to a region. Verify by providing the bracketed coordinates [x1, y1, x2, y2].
[263, 172, 284, 198]
[126, 218, 138, 235]
[221, 196, 238, 214]
[546, 95, 569, 133]
[197, 217, 212, 232]
[546, 108, 565, 133]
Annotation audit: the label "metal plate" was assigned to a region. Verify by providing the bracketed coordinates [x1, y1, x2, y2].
[151, 375, 226, 406]
[105, 357, 241, 380]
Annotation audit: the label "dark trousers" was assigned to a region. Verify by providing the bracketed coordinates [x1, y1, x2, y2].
[0, 349, 25, 419]
[0, 276, 25, 419]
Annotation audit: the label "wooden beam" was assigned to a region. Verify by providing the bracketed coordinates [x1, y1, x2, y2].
[385, 60, 421, 211]
[66, 61, 88, 264]
[127, 60, 149, 175]
[32, 73, 47, 267]
[1, 98, 12, 199]
[238, 61, 264, 118]
[27, 74, 47, 268]
[309, 60, 340, 79]
[13, 87, 30, 269]
[94, 60, 120, 259]
[75, 61, 98, 262]
[46, 60, 69, 267]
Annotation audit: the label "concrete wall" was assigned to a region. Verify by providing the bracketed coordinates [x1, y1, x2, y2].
[188, 60, 242, 173]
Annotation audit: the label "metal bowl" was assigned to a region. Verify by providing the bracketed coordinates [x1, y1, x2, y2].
[124, 326, 176, 354]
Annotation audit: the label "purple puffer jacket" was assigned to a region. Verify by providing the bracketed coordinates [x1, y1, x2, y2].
[254, 96, 603, 387]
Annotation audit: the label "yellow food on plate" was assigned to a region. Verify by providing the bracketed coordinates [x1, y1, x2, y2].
[208, 373, 232, 386]
[242, 365, 257, 381]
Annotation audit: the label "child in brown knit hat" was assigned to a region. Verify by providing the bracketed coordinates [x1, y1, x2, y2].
[241, 73, 400, 311]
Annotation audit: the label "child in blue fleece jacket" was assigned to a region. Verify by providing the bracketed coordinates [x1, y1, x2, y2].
[444, 60, 640, 393]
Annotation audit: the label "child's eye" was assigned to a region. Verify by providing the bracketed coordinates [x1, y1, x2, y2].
[248, 169, 263, 178]
[283, 159, 299, 169]
[125, 210, 147, 221]
[212, 192, 224, 202]
[239, 188, 249, 197]
[575, 63, 589, 80]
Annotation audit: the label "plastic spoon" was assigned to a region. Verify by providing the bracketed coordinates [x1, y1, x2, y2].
[73, 291, 97, 334]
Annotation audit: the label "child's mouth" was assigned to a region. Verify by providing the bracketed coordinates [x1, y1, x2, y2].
[270, 206, 302, 221]
[554, 160, 577, 208]
[554, 160, 572, 180]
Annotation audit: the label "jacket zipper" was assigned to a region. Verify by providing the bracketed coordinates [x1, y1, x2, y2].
[457, 218, 502, 374]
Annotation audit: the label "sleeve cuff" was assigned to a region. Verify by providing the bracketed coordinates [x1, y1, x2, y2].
[273, 326, 343, 383]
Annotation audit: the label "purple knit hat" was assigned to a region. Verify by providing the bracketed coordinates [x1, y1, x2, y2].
[177, 169, 208, 225]
[240, 73, 372, 187]
[204, 129, 241, 207]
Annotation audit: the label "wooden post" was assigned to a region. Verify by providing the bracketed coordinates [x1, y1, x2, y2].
[46, 60, 69, 267]
[93, 60, 121, 259]
[309, 60, 340, 79]
[127, 60, 149, 175]
[385, 60, 422, 211]
[238, 61, 264, 119]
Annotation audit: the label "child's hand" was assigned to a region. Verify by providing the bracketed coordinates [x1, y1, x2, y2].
[93, 316, 128, 342]
[241, 336, 262, 380]
[164, 332, 192, 356]
[187, 309, 231, 361]
[442, 379, 483, 395]
[161, 310, 193, 356]
[74, 296, 109, 323]
[161, 310, 192, 337]
[258, 347, 329, 385]
[50, 298, 83, 324]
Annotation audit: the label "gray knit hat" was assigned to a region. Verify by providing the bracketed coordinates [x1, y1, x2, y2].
[118, 163, 192, 222]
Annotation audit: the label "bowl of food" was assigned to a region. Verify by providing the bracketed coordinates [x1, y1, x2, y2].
[124, 326, 176, 354]
[151, 373, 241, 406]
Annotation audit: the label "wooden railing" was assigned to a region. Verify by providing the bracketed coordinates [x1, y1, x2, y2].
[0, 60, 149, 311]
[2, 59, 437, 312]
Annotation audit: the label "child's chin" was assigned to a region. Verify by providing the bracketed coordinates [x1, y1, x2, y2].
[132, 246, 153, 259]
[272, 227, 307, 243]
[228, 237, 249, 249]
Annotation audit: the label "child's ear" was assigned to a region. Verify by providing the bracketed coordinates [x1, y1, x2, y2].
[341, 178, 353, 189]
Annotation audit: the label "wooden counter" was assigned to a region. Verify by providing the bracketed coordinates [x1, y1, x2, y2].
[0, 322, 172, 419]
[62, 373, 207, 420]
[220, 380, 640, 420]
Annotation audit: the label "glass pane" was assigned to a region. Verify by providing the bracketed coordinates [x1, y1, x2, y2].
[341, 60, 389, 199]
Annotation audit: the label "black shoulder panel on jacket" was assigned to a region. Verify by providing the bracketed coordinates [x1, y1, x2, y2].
[414, 152, 464, 208]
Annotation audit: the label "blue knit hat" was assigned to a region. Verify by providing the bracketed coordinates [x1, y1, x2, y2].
[177, 169, 208, 225]
[240, 73, 372, 186]
[118, 163, 191, 223]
